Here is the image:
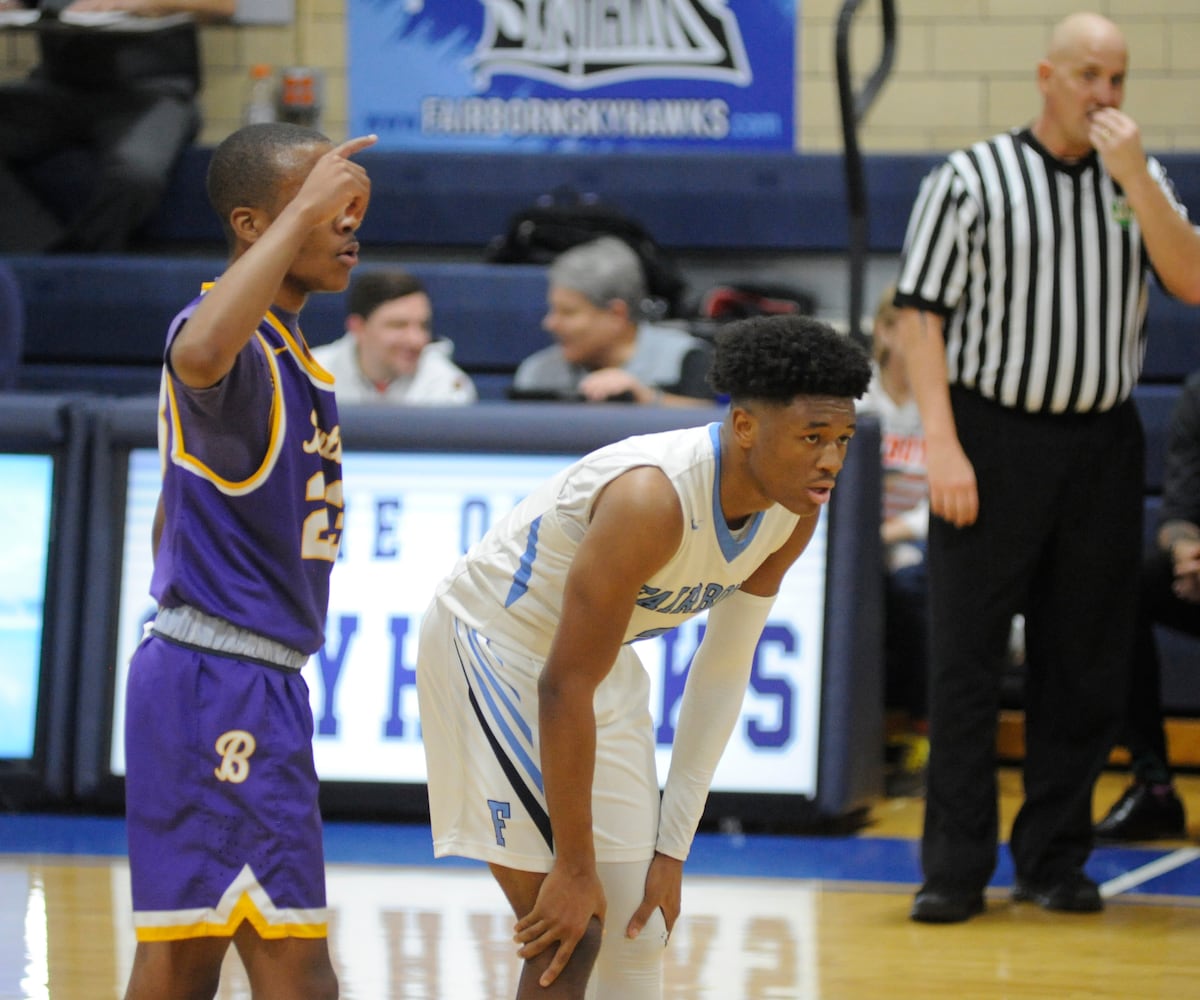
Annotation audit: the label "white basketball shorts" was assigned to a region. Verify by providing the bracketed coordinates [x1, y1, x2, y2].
[416, 598, 660, 872]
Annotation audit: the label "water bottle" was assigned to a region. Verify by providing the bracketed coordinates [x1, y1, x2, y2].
[244, 64, 277, 126]
[278, 67, 322, 129]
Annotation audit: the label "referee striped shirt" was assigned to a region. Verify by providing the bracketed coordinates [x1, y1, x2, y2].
[894, 127, 1191, 415]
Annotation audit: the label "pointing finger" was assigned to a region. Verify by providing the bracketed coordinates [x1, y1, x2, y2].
[333, 134, 378, 159]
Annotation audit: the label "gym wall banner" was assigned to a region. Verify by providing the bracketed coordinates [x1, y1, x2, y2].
[347, 1, 798, 152]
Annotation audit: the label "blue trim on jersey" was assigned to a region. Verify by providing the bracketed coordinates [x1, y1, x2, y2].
[708, 422, 763, 561]
[504, 515, 543, 608]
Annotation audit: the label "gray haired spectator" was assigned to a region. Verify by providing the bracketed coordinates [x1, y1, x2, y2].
[511, 236, 713, 405]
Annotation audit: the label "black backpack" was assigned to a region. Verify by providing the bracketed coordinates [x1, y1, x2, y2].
[486, 187, 688, 318]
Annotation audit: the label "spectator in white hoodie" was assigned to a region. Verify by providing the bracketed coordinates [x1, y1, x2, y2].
[313, 269, 476, 405]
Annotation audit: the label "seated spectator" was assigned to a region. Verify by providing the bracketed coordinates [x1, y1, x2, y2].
[1094, 370, 1200, 841]
[0, 0, 235, 253]
[858, 285, 929, 794]
[511, 236, 714, 405]
[312, 269, 476, 406]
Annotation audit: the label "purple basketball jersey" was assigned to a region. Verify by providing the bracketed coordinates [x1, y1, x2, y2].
[151, 301, 341, 654]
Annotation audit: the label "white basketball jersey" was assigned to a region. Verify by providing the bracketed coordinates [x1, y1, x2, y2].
[433, 422, 800, 658]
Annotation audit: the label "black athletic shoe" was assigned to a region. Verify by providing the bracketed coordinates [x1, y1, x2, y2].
[1094, 782, 1187, 842]
[910, 886, 985, 923]
[1012, 869, 1103, 913]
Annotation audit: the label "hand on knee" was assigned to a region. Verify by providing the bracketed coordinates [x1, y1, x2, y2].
[516, 915, 603, 999]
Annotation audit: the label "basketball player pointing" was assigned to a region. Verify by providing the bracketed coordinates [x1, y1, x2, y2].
[123, 123, 373, 1000]
[417, 314, 871, 999]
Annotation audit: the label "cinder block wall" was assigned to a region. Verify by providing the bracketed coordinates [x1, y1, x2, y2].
[3, 1, 1198, 151]
[804, 0, 1200, 151]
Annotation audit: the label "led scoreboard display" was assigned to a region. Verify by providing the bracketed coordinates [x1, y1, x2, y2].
[108, 444, 827, 798]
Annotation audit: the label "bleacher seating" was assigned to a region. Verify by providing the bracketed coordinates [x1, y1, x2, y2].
[0, 260, 22, 389]
[11, 148, 1200, 396]
[7, 151, 940, 397]
[9, 255, 551, 399]
[1142, 282, 1200, 383]
[1135, 378, 1200, 720]
[137, 149, 945, 253]
[1129, 284, 1200, 726]
[130, 148, 1200, 254]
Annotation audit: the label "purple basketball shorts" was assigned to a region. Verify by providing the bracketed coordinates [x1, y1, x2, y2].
[123, 635, 328, 941]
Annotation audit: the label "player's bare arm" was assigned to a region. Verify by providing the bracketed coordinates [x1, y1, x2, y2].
[513, 465, 683, 987]
[171, 136, 376, 388]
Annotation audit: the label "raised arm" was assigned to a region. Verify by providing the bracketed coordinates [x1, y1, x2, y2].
[1092, 109, 1200, 304]
[170, 136, 374, 388]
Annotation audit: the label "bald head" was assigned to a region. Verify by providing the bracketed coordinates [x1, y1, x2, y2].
[1046, 12, 1126, 65]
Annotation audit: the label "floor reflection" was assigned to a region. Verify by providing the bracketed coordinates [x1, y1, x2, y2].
[2, 860, 828, 1000]
[7, 784, 1200, 1000]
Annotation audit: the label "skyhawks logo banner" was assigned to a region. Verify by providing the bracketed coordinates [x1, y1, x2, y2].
[468, 0, 752, 89]
[348, 0, 797, 151]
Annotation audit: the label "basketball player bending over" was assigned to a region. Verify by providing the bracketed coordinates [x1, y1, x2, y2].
[416, 314, 871, 998]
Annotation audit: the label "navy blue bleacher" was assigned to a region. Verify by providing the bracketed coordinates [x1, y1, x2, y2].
[136, 148, 1200, 253]
[6, 150, 950, 397]
[1143, 281, 1200, 383]
[13, 147, 1200, 397]
[139, 148, 944, 253]
[9, 255, 550, 399]
[0, 259, 23, 389]
[1135, 380, 1183, 495]
[1134, 284, 1200, 713]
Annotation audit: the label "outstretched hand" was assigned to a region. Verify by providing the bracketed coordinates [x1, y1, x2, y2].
[513, 864, 606, 988]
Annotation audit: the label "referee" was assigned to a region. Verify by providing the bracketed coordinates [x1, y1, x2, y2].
[895, 11, 1200, 925]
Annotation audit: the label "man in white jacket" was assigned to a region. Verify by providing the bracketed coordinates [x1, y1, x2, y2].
[313, 269, 476, 405]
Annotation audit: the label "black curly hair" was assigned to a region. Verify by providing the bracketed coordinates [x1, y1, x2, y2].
[708, 314, 872, 404]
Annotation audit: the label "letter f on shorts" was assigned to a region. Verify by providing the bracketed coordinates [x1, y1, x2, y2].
[488, 799, 512, 846]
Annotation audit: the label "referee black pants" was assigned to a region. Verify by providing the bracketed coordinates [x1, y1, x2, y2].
[921, 388, 1142, 893]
